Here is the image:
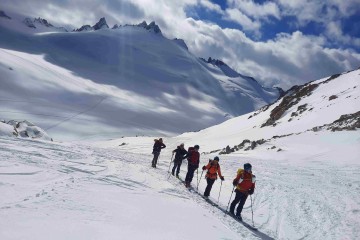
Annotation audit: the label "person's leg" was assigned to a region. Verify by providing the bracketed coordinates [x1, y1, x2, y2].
[236, 192, 248, 216]
[230, 190, 241, 214]
[185, 164, 191, 182]
[153, 152, 160, 167]
[188, 165, 196, 183]
[172, 159, 178, 175]
[175, 161, 182, 176]
[204, 178, 215, 197]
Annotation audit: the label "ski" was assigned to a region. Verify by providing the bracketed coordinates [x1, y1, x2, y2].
[217, 208, 258, 231]
[176, 175, 257, 230]
[201, 196, 218, 206]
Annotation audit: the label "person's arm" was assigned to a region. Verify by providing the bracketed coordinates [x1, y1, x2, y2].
[232, 172, 241, 186]
[248, 177, 256, 194]
[202, 163, 210, 170]
[182, 150, 188, 159]
[218, 166, 224, 180]
[161, 143, 166, 149]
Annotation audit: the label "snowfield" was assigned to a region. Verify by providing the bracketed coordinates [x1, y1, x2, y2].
[0, 12, 279, 141]
[1, 130, 359, 239]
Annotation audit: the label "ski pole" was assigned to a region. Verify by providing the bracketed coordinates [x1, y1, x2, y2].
[168, 153, 174, 173]
[226, 186, 236, 213]
[250, 194, 255, 227]
[217, 180, 223, 204]
[197, 169, 204, 191]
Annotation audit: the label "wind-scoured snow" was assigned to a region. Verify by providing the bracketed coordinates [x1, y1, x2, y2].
[0, 11, 279, 141]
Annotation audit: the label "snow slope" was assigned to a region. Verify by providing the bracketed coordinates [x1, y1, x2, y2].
[0, 10, 280, 141]
[99, 69, 360, 239]
[0, 137, 247, 240]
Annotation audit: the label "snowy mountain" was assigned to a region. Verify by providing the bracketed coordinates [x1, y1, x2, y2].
[0, 119, 52, 140]
[100, 68, 360, 239]
[0, 10, 280, 140]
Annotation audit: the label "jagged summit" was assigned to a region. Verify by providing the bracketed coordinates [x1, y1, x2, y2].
[74, 24, 93, 32]
[136, 20, 161, 34]
[33, 17, 53, 27]
[93, 17, 109, 30]
[21, 16, 67, 32]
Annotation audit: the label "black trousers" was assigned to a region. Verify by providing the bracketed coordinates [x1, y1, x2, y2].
[172, 158, 182, 175]
[152, 151, 160, 167]
[204, 178, 215, 197]
[185, 164, 197, 183]
[230, 189, 248, 216]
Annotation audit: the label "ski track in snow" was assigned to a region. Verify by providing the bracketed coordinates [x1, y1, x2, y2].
[0, 137, 256, 240]
[2, 136, 359, 239]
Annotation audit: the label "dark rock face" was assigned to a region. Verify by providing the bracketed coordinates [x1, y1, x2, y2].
[0, 10, 11, 19]
[93, 17, 109, 30]
[137, 21, 162, 34]
[23, 18, 36, 28]
[112, 24, 120, 29]
[262, 84, 318, 127]
[34, 17, 53, 27]
[75, 25, 93, 32]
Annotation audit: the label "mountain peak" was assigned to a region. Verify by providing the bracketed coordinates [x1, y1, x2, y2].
[137, 20, 161, 34]
[93, 17, 109, 30]
[33, 17, 53, 27]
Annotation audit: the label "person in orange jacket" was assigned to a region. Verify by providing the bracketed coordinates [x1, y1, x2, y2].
[229, 163, 255, 221]
[202, 156, 224, 198]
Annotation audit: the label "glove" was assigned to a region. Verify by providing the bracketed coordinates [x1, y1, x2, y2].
[232, 179, 238, 186]
[248, 188, 254, 195]
[220, 176, 224, 181]
[202, 166, 206, 170]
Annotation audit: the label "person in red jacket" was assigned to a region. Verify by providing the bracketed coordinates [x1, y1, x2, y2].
[202, 156, 224, 198]
[151, 138, 166, 168]
[229, 163, 256, 221]
[185, 145, 200, 188]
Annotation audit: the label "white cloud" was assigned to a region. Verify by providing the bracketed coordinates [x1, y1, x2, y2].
[224, 8, 261, 32]
[227, 0, 281, 20]
[198, 0, 223, 14]
[1, 0, 360, 90]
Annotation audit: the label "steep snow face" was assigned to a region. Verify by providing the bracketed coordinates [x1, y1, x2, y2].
[173, 69, 360, 152]
[0, 14, 279, 140]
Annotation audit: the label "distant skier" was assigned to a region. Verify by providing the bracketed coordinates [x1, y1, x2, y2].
[185, 145, 200, 188]
[202, 156, 224, 198]
[171, 143, 188, 177]
[229, 163, 255, 221]
[151, 138, 166, 168]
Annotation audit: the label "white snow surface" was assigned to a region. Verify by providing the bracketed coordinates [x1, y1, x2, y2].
[0, 12, 279, 141]
[0, 122, 16, 137]
[96, 69, 360, 239]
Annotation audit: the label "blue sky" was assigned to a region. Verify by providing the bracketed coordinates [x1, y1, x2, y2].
[2, 0, 360, 88]
[188, 0, 360, 51]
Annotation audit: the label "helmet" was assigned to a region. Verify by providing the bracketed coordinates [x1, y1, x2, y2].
[214, 156, 219, 161]
[194, 145, 200, 149]
[244, 163, 252, 171]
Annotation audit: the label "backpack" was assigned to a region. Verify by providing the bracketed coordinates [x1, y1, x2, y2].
[187, 147, 194, 160]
